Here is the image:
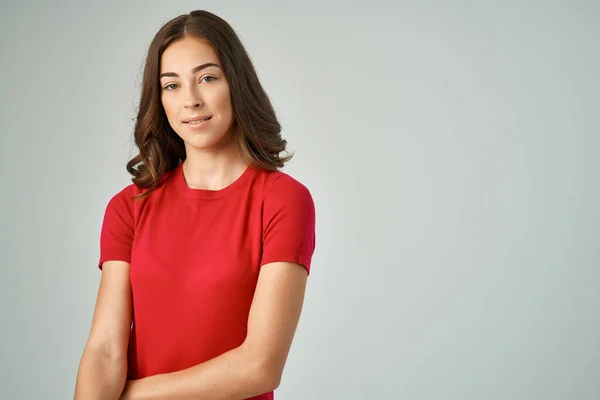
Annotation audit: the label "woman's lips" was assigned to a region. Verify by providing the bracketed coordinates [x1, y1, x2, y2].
[184, 116, 212, 129]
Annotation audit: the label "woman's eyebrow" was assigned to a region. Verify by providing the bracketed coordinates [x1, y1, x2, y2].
[160, 63, 221, 79]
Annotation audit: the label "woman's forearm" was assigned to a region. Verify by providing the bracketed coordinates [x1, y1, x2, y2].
[74, 347, 127, 400]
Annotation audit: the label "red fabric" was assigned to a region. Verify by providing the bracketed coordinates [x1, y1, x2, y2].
[97, 162, 316, 399]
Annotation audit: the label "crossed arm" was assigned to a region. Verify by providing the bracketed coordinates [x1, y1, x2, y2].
[119, 261, 309, 400]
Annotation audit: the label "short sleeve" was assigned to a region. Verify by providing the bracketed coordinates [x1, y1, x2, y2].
[260, 174, 316, 275]
[98, 187, 135, 270]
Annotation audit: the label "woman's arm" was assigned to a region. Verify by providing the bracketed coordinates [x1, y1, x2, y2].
[74, 347, 128, 400]
[119, 343, 270, 400]
[74, 261, 133, 399]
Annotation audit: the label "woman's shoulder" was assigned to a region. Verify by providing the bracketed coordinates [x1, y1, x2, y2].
[109, 181, 143, 200]
[259, 169, 311, 194]
[111, 163, 179, 195]
[105, 180, 154, 212]
[111, 166, 177, 201]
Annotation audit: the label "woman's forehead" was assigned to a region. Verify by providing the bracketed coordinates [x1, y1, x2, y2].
[160, 37, 220, 73]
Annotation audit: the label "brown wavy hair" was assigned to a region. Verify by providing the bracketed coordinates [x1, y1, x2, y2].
[126, 10, 293, 201]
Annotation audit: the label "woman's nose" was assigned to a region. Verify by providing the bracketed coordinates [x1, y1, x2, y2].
[184, 89, 203, 109]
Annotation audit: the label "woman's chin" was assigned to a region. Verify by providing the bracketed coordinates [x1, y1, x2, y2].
[183, 135, 230, 152]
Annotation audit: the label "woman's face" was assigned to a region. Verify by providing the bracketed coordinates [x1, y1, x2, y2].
[160, 36, 235, 153]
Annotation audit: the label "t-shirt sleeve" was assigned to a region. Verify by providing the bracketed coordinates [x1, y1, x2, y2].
[260, 174, 316, 275]
[97, 187, 135, 270]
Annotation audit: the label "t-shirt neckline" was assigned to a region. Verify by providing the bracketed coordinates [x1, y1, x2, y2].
[173, 162, 255, 200]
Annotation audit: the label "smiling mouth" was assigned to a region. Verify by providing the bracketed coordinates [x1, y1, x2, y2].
[185, 116, 212, 124]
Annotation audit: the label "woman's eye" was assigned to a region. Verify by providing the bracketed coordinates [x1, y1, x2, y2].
[163, 76, 214, 90]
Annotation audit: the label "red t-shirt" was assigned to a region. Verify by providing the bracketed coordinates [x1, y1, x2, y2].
[97, 162, 316, 400]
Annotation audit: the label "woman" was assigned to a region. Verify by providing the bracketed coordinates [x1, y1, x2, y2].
[74, 10, 316, 400]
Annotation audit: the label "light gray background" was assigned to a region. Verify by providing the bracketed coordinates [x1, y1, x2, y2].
[1, 0, 598, 399]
